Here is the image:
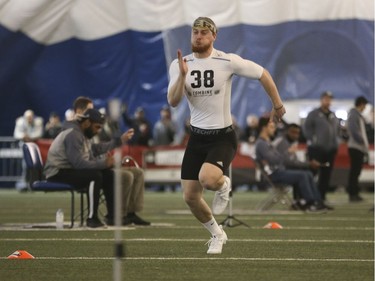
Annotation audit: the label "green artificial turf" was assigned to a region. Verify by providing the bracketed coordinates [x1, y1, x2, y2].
[0, 189, 373, 281]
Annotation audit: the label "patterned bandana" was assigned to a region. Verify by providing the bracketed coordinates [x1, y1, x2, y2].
[192, 17, 217, 34]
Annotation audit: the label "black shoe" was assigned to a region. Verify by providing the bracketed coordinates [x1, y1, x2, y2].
[349, 195, 364, 202]
[295, 200, 309, 211]
[290, 202, 303, 211]
[125, 213, 151, 226]
[306, 203, 327, 213]
[104, 216, 114, 226]
[86, 218, 105, 228]
[290, 202, 300, 211]
[122, 216, 133, 226]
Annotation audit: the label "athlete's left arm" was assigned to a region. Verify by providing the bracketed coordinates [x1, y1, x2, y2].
[259, 69, 285, 121]
[230, 54, 285, 121]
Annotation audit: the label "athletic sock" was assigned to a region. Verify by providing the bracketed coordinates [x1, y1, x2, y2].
[202, 218, 222, 237]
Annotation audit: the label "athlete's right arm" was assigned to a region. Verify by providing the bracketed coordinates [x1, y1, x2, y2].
[167, 50, 188, 107]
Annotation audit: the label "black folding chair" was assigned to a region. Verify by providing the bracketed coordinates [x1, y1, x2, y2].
[249, 156, 293, 211]
[22, 142, 87, 228]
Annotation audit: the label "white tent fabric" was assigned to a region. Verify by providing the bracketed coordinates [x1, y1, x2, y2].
[0, 0, 373, 136]
[0, 0, 372, 44]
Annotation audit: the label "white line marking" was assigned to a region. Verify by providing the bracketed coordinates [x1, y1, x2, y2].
[0, 256, 373, 262]
[0, 225, 373, 231]
[0, 238, 373, 243]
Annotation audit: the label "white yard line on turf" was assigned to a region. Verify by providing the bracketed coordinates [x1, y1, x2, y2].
[0, 256, 373, 262]
[0, 225, 373, 231]
[0, 238, 373, 243]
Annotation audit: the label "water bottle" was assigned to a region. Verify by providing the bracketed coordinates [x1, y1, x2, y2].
[56, 209, 64, 230]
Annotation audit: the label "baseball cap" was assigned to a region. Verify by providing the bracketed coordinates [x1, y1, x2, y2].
[80, 108, 105, 124]
[320, 91, 334, 99]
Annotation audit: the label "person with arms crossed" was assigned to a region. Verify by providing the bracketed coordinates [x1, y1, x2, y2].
[167, 17, 285, 254]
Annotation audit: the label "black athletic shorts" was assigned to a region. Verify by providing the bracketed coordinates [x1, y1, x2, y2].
[181, 125, 238, 180]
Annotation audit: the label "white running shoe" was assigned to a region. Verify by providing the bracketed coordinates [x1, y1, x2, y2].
[212, 176, 231, 215]
[206, 225, 228, 254]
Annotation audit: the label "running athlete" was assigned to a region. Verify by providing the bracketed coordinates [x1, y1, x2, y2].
[167, 17, 285, 254]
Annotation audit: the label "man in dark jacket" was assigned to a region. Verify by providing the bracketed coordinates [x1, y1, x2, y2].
[346, 96, 369, 202]
[303, 91, 341, 202]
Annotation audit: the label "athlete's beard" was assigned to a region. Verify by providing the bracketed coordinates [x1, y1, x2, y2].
[191, 42, 211, 53]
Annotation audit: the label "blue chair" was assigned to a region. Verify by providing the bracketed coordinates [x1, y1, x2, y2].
[22, 142, 87, 228]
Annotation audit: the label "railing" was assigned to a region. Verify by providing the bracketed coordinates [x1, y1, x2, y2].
[0, 137, 23, 182]
[30, 139, 375, 187]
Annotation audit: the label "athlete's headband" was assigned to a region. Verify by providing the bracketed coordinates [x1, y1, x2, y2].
[192, 17, 217, 34]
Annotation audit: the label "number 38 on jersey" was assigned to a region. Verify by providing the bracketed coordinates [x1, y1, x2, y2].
[190, 70, 214, 88]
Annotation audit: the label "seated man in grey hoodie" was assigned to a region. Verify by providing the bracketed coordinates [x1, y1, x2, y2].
[255, 117, 328, 212]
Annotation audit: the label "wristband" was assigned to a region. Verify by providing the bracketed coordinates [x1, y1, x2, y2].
[274, 104, 283, 110]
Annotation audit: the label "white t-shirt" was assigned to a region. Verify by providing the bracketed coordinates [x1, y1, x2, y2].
[168, 49, 263, 129]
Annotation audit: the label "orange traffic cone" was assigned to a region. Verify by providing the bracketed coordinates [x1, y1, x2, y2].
[263, 222, 283, 229]
[7, 250, 35, 259]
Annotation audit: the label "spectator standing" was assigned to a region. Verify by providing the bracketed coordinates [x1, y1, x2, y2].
[122, 105, 152, 146]
[231, 115, 243, 141]
[303, 91, 341, 202]
[364, 107, 374, 144]
[94, 108, 120, 143]
[14, 109, 44, 142]
[43, 112, 63, 139]
[153, 106, 177, 146]
[242, 114, 259, 144]
[152, 105, 178, 192]
[346, 96, 369, 202]
[14, 109, 44, 191]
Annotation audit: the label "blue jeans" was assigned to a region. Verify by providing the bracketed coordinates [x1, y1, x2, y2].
[270, 169, 322, 203]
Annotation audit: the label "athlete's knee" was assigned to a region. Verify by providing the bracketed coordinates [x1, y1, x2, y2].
[199, 163, 224, 190]
[199, 174, 222, 190]
[183, 191, 199, 206]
